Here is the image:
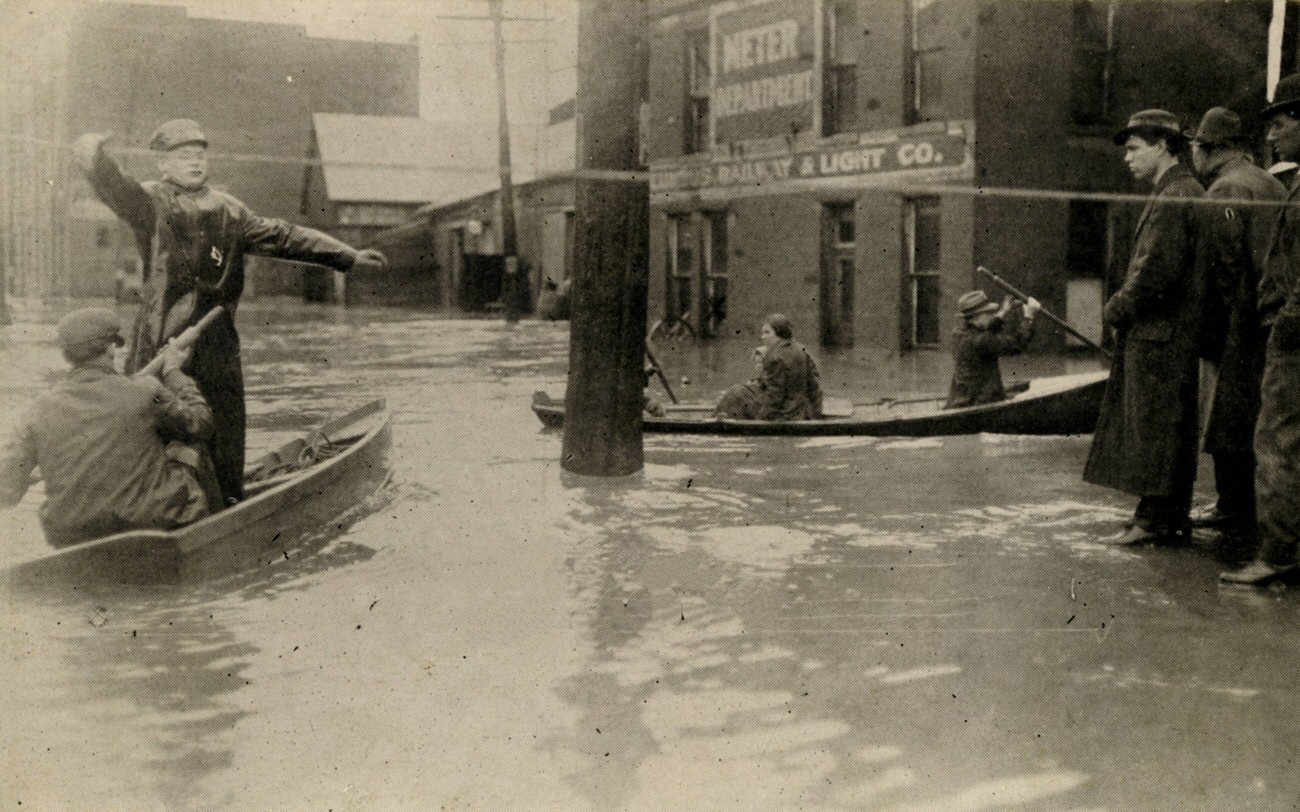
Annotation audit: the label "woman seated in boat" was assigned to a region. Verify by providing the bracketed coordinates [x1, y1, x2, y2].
[0, 308, 222, 547]
[945, 290, 1041, 409]
[715, 314, 823, 420]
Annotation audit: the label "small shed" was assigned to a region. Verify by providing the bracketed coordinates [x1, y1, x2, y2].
[287, 113, 498, 306]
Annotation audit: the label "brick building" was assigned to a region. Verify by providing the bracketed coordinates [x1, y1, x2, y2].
[645, 0, 1279, 355]
[0, 0, 418, 301]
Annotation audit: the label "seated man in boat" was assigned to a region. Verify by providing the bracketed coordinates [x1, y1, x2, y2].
[0, 308, 221, 547]
[944, 290, 1041, 409]
[715, 314, 823, 420]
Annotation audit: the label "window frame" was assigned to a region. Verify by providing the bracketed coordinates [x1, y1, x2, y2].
[904, 196, 942, 348]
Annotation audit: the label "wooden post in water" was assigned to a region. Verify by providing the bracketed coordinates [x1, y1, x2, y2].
[561, 0, 649, 477]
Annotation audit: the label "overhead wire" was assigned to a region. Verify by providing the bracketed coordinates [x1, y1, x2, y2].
[1, 130, 1297, 212]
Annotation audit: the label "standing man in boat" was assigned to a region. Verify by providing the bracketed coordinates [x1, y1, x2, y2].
[0, 308, 219, 547]
[71, 120, 389, 506]
[944, 290, 1041, 409]
[1222, 75, 1300, 584]
[1085, 109, 1205, 546]
[1186, 107, 1287, 538]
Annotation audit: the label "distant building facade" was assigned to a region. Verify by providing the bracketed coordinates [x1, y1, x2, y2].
[644, 0, 1279, 354]
[0, 0, 418, 301]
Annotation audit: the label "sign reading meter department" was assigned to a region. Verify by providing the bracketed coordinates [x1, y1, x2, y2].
[711, 0, 817, 145]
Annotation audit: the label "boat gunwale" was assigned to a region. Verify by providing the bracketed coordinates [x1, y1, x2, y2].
[532, 371, 1107, 435]
[9, 399, 392, 569]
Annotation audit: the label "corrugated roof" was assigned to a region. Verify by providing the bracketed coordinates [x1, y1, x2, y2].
[312, 113, 504, 205]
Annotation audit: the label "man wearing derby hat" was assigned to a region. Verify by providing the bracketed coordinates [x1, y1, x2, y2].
[1186, 107, 1287, 539]
[1085, 109, 1205, 546]
[1221, 74, 1300, 584]
[944, 289, 1041, 409]
[71, 120, 389, 506]
[0, 308, 220, 547]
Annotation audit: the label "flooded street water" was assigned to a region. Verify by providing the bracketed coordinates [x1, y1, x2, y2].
[3, 299, 1299, 811]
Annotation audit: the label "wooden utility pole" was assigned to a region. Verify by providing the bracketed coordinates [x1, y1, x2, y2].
[561, 0, 649, 477]
[490, 0, 521, 323]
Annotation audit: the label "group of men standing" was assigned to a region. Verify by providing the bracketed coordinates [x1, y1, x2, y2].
[1086, 75, 1300, 586]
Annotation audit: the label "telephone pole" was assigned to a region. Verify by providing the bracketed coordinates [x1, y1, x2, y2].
[561, 0, 649, 477]
[489, 0, 521, 322]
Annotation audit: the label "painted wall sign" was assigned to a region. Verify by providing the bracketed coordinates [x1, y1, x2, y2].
[710, 0, 817, 146]
[650, 128, 972, 193]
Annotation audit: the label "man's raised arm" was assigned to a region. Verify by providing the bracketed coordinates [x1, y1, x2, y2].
[73, 133, 154, 234]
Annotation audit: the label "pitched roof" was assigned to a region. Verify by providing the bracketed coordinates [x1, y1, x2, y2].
[311, 113, 503, 205]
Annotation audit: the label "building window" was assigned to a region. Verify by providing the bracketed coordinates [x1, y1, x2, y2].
[702, 211, 728, 336]
[905, 197, 942, 347]
[823, 1, 859, 136]
[1065, 199, 1112, 346]
[908, 0, 946, 123]
[667, 213, 698, 327]
[821, 203, 857, 347]
[1071, 0, 1118, 126]
[684, 31, 710, 154]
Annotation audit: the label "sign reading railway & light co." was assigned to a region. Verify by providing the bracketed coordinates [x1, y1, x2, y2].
[650, 126, 973, 194]
[709, 0, 817, 146]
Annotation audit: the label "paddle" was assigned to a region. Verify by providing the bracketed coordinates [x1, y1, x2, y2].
[977, 266, 1111, 358]
[643, 340, 679, 404]
[134, 305, 227, 378]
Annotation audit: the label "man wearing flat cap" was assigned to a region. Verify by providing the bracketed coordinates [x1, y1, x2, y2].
[1085, 109, 1206, 546]
[72, 120, 388, 506]
[1222, 74, 1300, 584]
[0, 308, 219, 546]
[1186, 107, 1287, 539]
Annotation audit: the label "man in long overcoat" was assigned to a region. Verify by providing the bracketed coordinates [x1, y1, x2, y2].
[1085, 109, 1205, 545]
[1187, 107, 1287, 535]
[72, 120, 388, 504]
[1222, 75, 1300, 584]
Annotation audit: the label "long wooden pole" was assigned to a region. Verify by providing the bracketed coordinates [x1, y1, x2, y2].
[490, 0, 521, 323]
[134, 306, 226, 378]
[976, 266, 1110, 357]
[561, 0, 649, 476]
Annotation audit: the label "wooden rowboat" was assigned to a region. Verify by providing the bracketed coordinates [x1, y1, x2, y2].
[7, 399, 392, 586]
[532, 371, 1108, 437]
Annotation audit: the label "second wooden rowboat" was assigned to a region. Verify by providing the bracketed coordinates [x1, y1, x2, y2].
[532, 371, 1107, 437]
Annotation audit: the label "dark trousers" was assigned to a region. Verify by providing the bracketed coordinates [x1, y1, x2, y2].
[1135, 470, 1195, 535]
[1211, 449, 1256, 521]
[1255, 342, 1300, 566]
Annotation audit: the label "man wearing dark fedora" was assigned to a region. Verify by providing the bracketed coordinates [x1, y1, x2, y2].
[0, 308, 219, 546]
[944, 290, 1040, 409]
[1222, 75, 1300, 584]
[71, 120, 389, 507]
[1187, 107, 1287, 539]
[1085, 109, 1205, 546]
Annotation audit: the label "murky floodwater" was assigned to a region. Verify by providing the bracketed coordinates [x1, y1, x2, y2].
[3, 300, 1298, 811]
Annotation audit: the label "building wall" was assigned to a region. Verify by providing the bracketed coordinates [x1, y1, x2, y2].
[0, 0, 419, 301]
[416, 176, 578, 314]
[63, 2, 419, 223]
[644, 0, 1275, 355]
[646, 0, 977, 355]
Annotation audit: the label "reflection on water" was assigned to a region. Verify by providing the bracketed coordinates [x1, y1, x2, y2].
[2, 300, 1299, 811]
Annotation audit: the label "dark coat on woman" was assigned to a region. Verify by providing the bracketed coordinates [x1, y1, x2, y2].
[758, 340, 823, 420]
[1084, 163, 1205, 496]
[1198, 155, 1287, 456]
[83, 151, 363, 502]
